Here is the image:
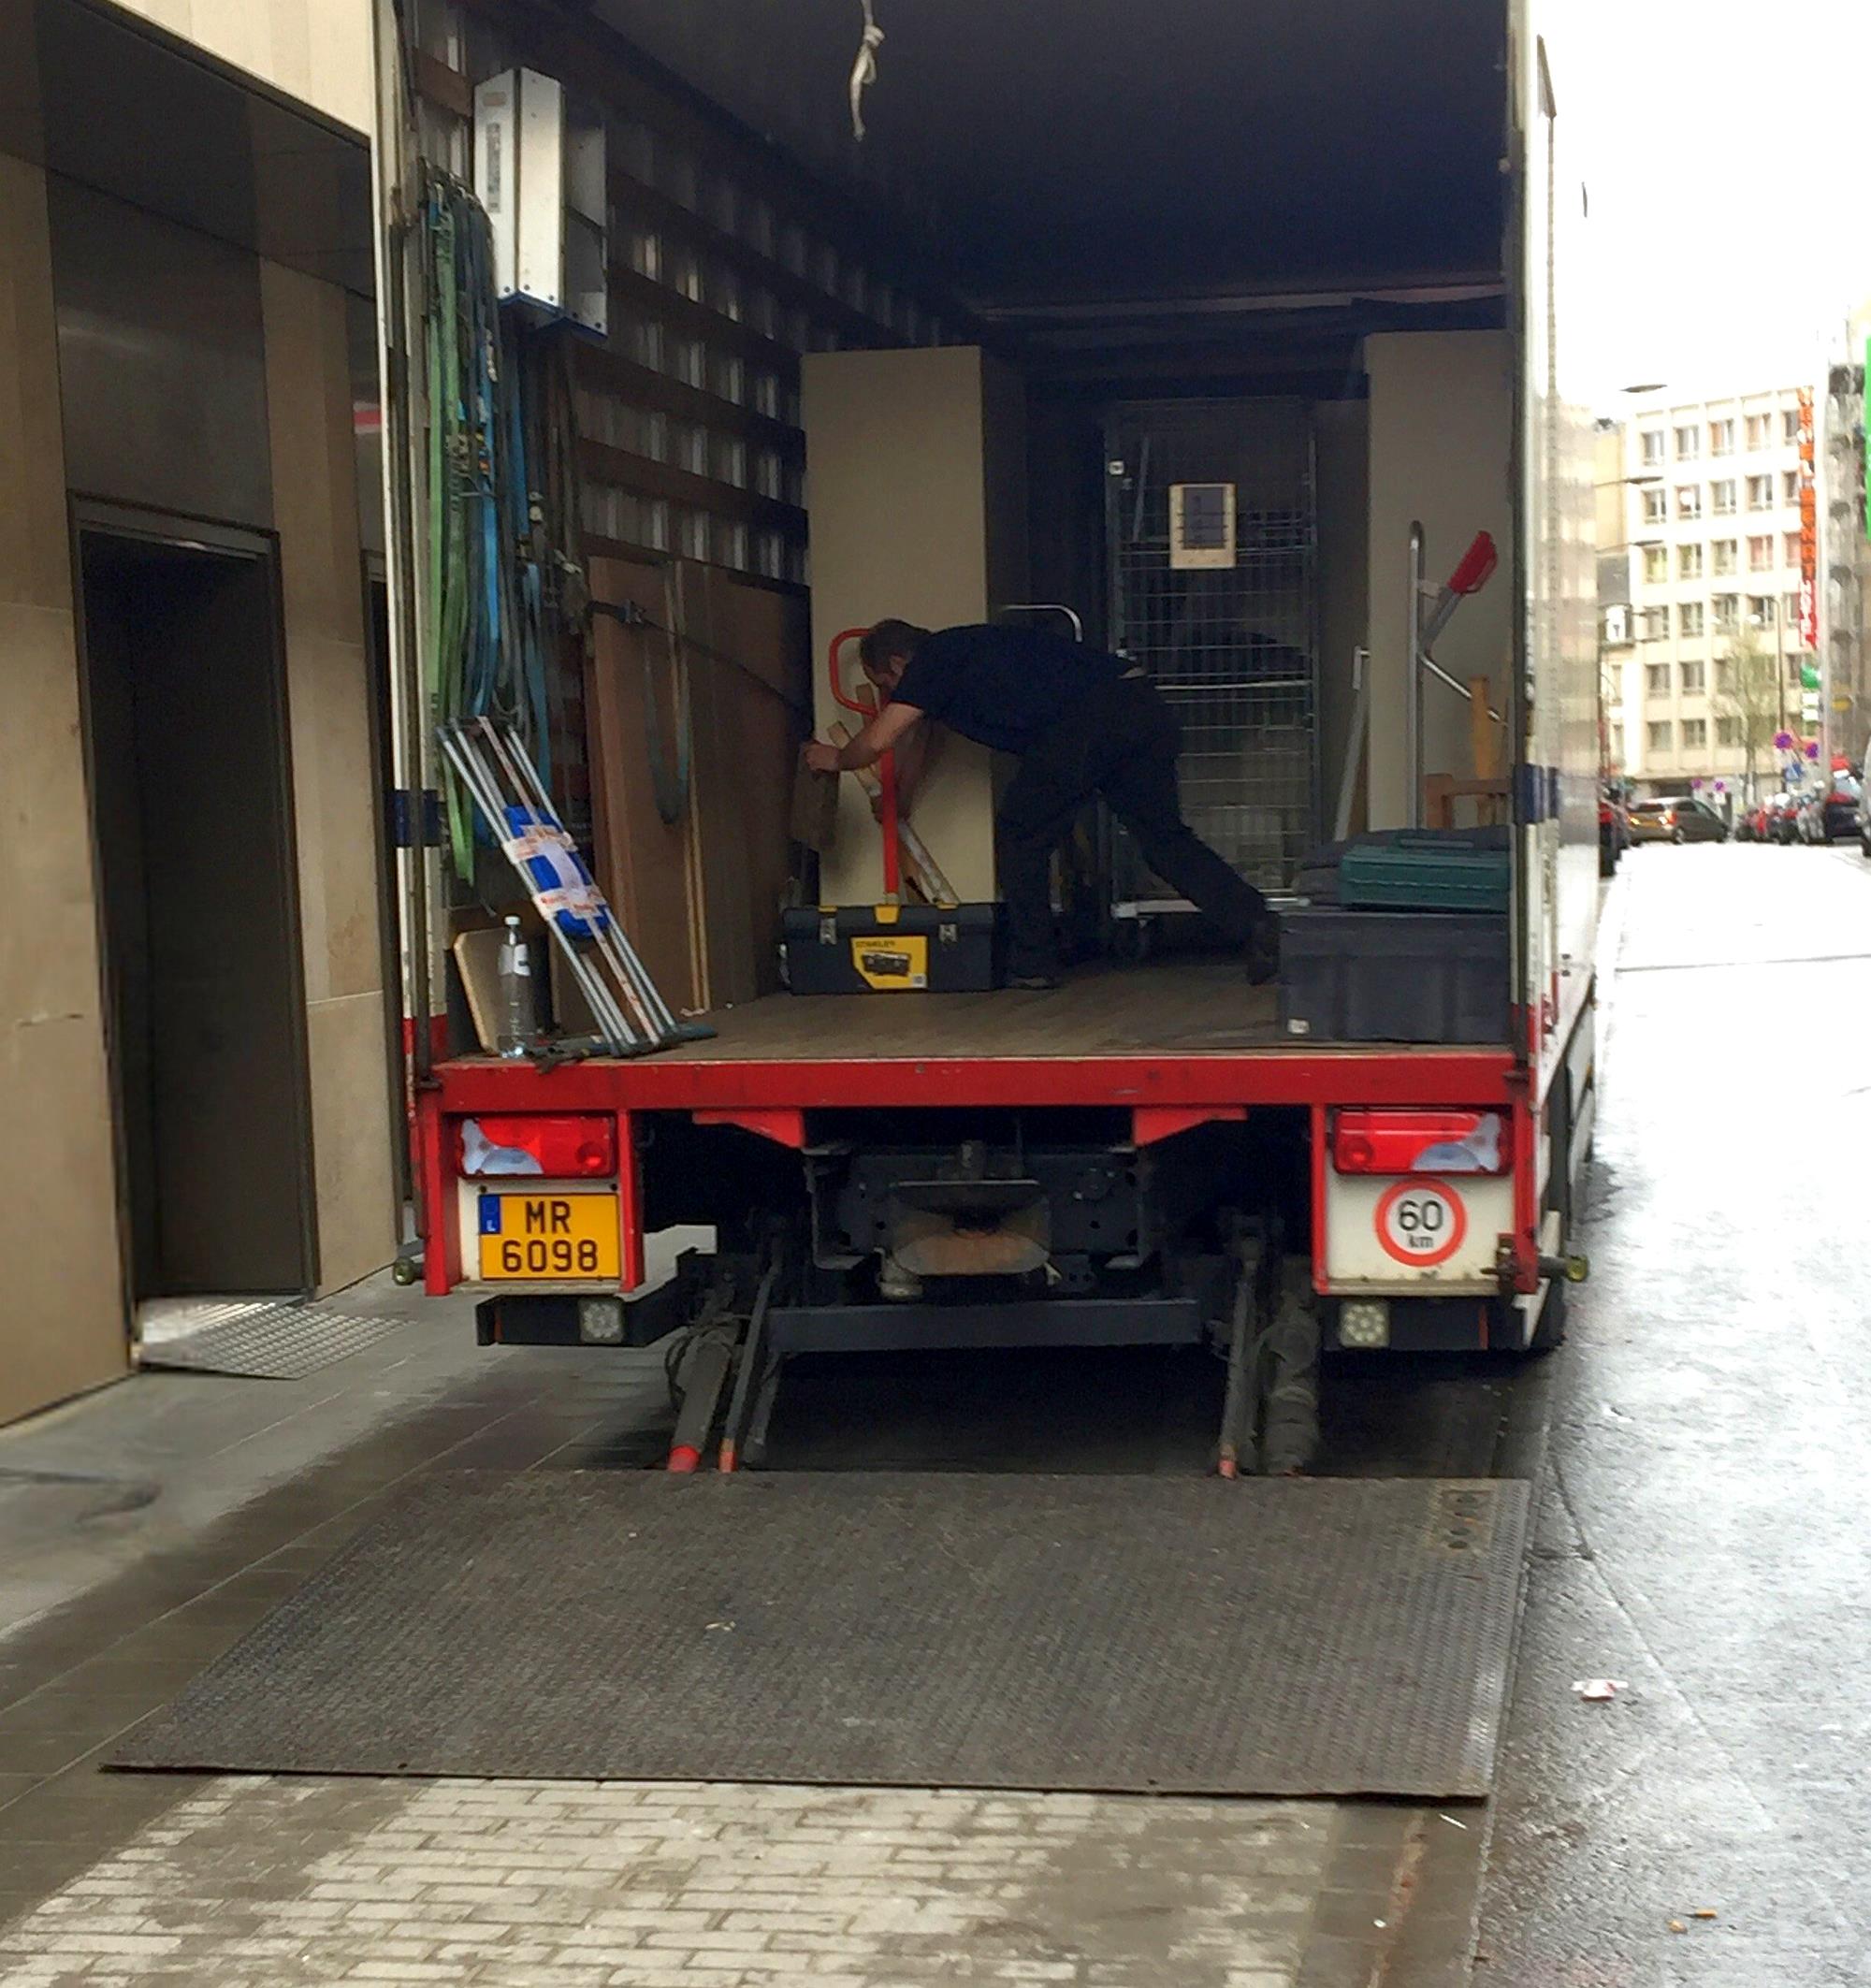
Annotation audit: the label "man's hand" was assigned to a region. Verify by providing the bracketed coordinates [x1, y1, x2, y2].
[804, 739, 842, 776]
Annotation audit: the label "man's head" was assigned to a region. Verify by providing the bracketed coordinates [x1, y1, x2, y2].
[858, 618, 927, 695]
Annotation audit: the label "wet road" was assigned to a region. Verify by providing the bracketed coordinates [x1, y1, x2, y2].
[1478, 840, 1871, 1987]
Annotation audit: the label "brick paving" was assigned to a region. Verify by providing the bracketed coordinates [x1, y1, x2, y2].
[0, 1776, 1333, 1985]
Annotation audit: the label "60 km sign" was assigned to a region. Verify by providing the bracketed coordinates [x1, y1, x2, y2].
[1373, 1177, 1468, 1268]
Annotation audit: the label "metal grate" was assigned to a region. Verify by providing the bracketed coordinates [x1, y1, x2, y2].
[137, 1299, 404, 1380]
[1106, 400, 1320, 907]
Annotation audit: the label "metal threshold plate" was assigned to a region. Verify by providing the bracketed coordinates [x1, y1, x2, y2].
[113, 1472, 1527, 1799]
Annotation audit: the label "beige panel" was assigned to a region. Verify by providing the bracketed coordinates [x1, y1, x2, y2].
[1314, 400, 1371, 834]
[0, 156, 130, 1423]
[305, 993, 396, 1292]
[1364, 331, 1516, 828]
[107, 0, 373, 135]
[262, 257, 394, 1284]
[804, 347, 1027, 907]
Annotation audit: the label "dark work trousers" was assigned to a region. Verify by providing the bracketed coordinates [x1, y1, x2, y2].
[996, 675, 1269, 979]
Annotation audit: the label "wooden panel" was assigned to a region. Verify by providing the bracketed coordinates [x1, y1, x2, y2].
[803, 347, 1025, 906]
[585, 554, 703, 1013]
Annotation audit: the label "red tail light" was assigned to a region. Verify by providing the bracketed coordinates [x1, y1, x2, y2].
[1333, 1110, 1507, 1176]
[458, 1114, 616, 1178]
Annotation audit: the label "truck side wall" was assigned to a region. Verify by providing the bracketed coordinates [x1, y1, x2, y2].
[1514, 5, 1601, 1091]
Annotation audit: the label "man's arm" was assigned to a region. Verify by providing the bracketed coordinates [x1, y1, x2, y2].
[805, 699, 923, 775]
[891, 716, 941, 817]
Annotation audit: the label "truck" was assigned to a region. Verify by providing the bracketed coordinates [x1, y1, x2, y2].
[379, 0, 1598, 1475]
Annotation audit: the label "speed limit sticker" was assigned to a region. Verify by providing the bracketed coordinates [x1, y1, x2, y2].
[1373, 1177, 1469, 1268]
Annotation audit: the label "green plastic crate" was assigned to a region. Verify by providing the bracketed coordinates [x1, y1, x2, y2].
[1337, 837, 1510, 914]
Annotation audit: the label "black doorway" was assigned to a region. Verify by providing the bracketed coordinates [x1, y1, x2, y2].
[76, 508, 316, 1300]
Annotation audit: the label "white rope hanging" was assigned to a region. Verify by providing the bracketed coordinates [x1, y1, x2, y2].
[849, 0, 883, 139]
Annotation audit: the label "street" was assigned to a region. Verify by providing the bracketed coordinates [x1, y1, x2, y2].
[0, 839, 1866, 1986]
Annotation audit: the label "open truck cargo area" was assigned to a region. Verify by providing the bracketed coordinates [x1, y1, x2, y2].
[386, 0, 1600, 1469]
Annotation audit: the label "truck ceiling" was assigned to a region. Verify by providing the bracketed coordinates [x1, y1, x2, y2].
[593, 0, 1508, 315]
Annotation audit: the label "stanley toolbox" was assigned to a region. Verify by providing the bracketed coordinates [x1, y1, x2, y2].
[783, 904, 1003, 994]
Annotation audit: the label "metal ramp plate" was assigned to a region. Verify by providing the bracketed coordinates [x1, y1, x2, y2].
[113, 1472, 1527, 1798]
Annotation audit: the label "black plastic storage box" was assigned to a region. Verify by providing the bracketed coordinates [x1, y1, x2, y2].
[783, 903, 1003, 994]
[1278, 908, 1510, 1043]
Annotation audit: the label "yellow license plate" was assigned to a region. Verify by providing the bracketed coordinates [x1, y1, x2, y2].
[478, 1193, 620, 1281]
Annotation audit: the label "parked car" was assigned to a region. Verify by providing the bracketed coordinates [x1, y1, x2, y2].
[1627, 794, 1729, 845]
[1598, 785, 1630, 876]
[1797, 772, 1862, 844]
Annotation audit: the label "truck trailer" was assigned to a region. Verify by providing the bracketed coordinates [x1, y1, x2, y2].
[380, 0, 1599, 1473]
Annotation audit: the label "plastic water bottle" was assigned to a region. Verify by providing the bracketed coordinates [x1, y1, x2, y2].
[497, 916, 534, 1058]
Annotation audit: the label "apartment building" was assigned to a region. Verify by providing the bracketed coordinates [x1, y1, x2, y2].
[1611, 385, 1819, 800]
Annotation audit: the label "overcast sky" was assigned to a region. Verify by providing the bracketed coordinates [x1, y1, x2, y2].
[1567, 0, 1871, 410]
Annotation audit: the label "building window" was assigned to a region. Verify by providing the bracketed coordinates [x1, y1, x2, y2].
[1675, 424, 1701, 458]
[1676, 485, 1702, 519]
[1709, 418, 1735, 456]
[1642, 605, 1670, 640]
[1783, 531, 1802, 568]
[1747, 474, 1774, 511]
[1646, 661, 1671, 695]
[1713, 594, 1739, 631]
[1783, 470, 1801, 505]
[1642, 486, 1668, 524]
[1716, 715, 1740, 746]
[1647, 720, 1674, 751]
[1679, 607, 1705, 642]
[1746, 414, 1772, 449]
[1783, 407, 1802, 443]
[1748, 595, 1776, 627]
[1711, 479, 1737, 515]
[1680, 651, 1705, 684]
[1712, 540, 1738, 575]
[1787, 652, 1808, 685]
[1679, 544, 1704, 580]
[1715, 658, 1734, 693]
[1784, 590, 1802, 626]
[1642, 428, 1666, 465]
[1748, 535, 1774, 572]
[1682, 718, 1708, 749]
[1644, 545, 1669, 585]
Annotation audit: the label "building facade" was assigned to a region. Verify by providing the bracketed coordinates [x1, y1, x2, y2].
[1606, 385, 1819, 801]
[0, 0, 395, 1425]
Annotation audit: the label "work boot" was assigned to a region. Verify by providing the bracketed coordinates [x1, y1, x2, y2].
[1245, 918, 1282, 987]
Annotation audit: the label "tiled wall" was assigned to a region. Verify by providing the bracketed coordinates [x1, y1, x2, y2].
[0, 155, 131, 1422]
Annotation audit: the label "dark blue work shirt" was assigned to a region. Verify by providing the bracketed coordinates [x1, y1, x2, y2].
[892, 624, 1131, 756]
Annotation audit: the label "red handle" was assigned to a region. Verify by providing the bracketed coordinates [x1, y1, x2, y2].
[1449, 530, 1498, 596]
[829, 627, 874, 715]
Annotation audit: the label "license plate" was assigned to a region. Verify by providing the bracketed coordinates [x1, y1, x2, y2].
[478, 1193, 620, 1281]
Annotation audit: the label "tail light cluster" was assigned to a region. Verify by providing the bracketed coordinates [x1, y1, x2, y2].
[1333, 1110, 1507, 1176]
[458, 1114, 616, 1178]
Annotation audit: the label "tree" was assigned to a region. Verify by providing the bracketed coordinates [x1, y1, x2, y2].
[1715, 622, 1782, 802]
